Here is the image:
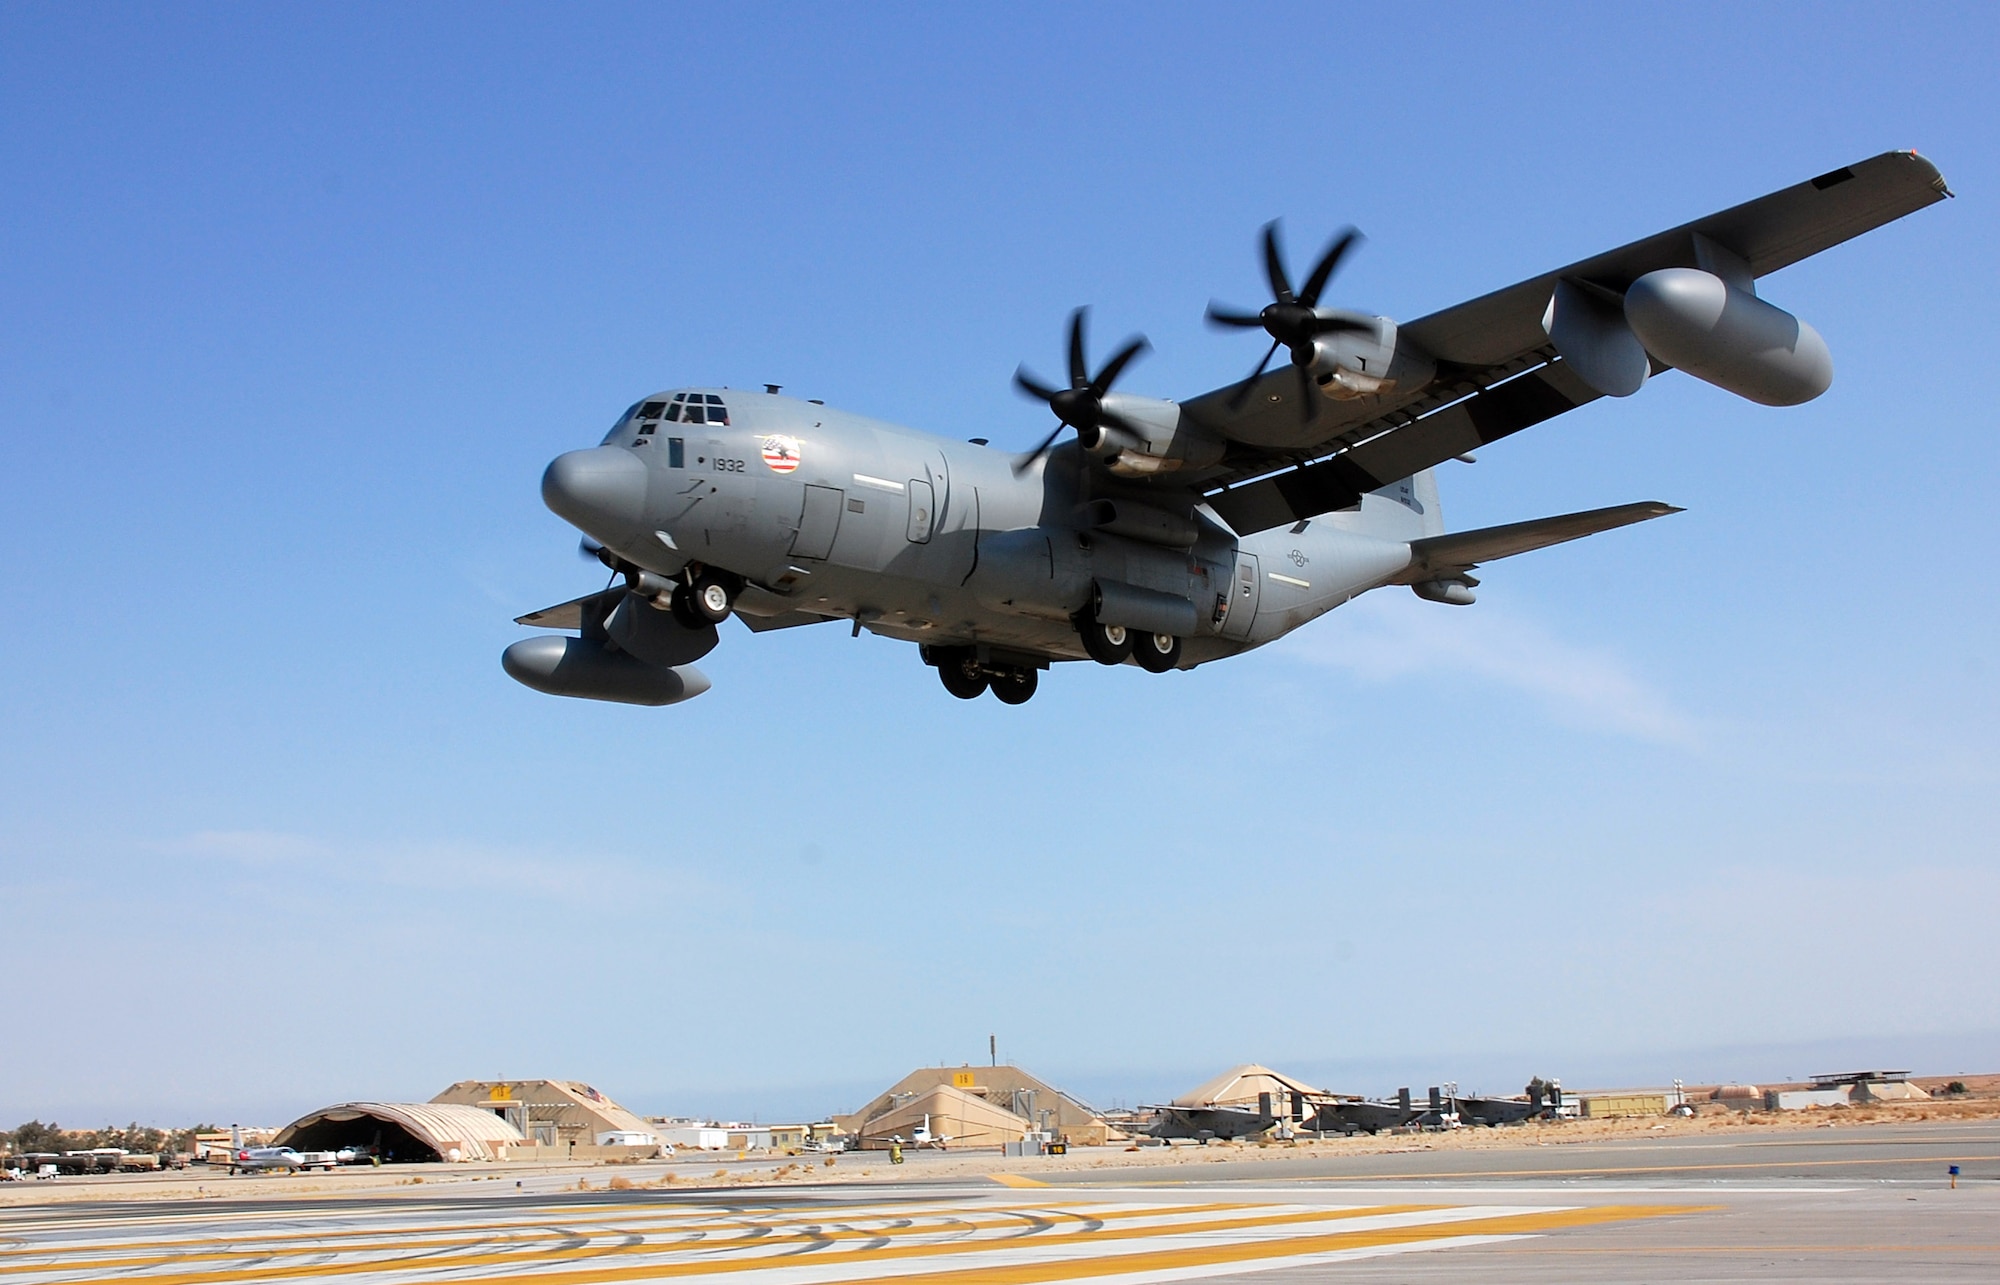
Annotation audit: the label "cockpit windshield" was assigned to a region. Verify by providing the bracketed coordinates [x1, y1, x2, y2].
[663, 392, 729, 426]
[604, 392, 730, 445]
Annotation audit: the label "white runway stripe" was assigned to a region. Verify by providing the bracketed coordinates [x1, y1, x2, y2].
[0, 1190, 1678, 1285]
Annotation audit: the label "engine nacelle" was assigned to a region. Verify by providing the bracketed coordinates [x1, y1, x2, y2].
[1310, 316, 1436, 401]
[1092, 393, 1226, 475]
[1624, 268, 1832, 407]
[502, 635, 711, 706]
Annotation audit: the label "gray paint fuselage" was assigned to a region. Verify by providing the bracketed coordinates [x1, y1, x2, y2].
[582, 389, 1429, 667]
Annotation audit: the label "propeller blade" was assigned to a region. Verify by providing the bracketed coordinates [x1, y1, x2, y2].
[1011, 423, 1066, 475]
[1226, 338, 1283, 410]
[1066, 307, 1089, 389]
[1298, 228, 1361, 307]
[1295, 362, 1320, 423]
[1205, 303, 1265, 329]
[1014, 367, 1062, 403]
[1261, 221, 1294, 303]
[1087, 335, 1150, 397]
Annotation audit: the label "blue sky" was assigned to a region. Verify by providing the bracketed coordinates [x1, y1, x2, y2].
[2, 2, 1995, 1128]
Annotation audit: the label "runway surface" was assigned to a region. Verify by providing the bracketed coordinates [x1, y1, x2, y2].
[3, 1122, 1994, 1283]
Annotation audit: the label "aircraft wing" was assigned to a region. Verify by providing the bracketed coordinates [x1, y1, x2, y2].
[514, 587, 619, 629]
[1399, 150, 1950, 367]
[1391, 500, 1682, 583]
[1187, 151, 1949, 536]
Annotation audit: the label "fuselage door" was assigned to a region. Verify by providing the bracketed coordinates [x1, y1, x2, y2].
[1218, 551, 1260, 640]
[790, 485, 844, 560]
[906, 478, 935, 543]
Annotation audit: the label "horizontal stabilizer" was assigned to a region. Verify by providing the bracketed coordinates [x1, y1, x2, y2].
[1396, 500, 1681, 582]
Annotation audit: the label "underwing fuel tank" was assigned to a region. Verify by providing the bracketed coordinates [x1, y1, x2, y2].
[501, 635, 710, 706]
[1623, 268, 1833, 406]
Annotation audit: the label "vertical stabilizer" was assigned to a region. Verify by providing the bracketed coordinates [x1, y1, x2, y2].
[1329, 468, 1442, 543]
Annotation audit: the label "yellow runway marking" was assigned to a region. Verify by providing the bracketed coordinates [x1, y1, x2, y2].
[0, 1202, 1264, 1277]
[989, 1174, 1051, 1188]
[5, 1203, 1451, 1285]
[0, 1197, 1207, 1261]
[0, 1196, 1698, 1285]
[824, 1206, 1702, 1285]
[0, 1201, 1268, 1274]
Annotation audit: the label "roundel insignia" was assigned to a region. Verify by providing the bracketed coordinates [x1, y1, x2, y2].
[760, 435, 802, 473]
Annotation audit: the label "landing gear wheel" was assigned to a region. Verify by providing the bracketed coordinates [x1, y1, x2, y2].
[1133, 632, 1182, 673]
[989, 666, 1038, 705]
[1076, 612, 1133, 665]
[675, 571, 734, 626]
[936, 650, 988, 700]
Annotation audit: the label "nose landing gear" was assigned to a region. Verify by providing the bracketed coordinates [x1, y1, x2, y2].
[671, 567, 739, 628]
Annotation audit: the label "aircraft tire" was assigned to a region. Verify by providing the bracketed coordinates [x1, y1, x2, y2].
[669, 586, 708, 629]
[1076, 613, 1133, 665]
[936, 651, 988, 700]
[685, 574, 734, 624]
[1133, 632, 1182, 673]
[990, 666, 1037, 704]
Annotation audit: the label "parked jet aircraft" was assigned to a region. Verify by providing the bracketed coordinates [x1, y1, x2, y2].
[506, 153, 1949, 706]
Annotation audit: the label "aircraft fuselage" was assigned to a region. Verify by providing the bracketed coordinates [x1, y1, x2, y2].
[544, 387, 1427, 673]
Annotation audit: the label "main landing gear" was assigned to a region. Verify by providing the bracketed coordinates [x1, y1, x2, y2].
[926, 647, 1040, 705]
[1076, 607, 1182, 672]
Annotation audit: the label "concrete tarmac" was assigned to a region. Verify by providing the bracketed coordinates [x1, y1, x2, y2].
[2, 1121, 1994, 1283]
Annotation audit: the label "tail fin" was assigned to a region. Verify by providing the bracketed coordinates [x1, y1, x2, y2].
[1343, 468, 1444, 542]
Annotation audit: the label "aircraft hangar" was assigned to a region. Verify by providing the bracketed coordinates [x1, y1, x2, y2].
[835, 1064, 1120, 1148]
[274, 1079, 661, 1161]
[273, 1102, 523, 1163]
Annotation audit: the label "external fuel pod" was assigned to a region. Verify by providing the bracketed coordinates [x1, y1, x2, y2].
[1623, 268, 1833, 406]
[502, 635, 711, 706]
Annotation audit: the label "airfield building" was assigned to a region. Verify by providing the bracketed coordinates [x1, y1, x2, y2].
[836, 1065, 1118, 1148]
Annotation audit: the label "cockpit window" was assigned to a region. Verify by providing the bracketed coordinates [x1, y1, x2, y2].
[638, 400, 667, 420]
[657, 392, 730, 429]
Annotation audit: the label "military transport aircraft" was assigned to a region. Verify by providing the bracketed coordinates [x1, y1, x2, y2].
[506, 152, 1949, 707]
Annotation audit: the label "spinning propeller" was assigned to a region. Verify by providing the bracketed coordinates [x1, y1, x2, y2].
[1012, 307, 1150, 475]
[1207, 221, 1370, 422]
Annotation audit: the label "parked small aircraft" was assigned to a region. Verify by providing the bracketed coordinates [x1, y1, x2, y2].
[890, 1114, 952, 1150]
[507, 153, 1949, 706]
[228, 1145, 331, 1174]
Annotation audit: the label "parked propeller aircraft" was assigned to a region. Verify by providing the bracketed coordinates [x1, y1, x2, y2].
[506, 152, 1949, 706]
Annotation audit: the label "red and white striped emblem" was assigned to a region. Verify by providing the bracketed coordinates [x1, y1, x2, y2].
[760, 435, 802, 473]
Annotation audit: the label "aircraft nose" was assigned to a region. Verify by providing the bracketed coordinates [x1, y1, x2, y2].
[542, 447, 650, 541]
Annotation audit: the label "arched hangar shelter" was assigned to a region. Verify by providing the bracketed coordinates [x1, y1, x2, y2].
[274, 1102, 524, 1163]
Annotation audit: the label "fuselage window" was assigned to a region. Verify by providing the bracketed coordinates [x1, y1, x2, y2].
[668, 437, 684, 468]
